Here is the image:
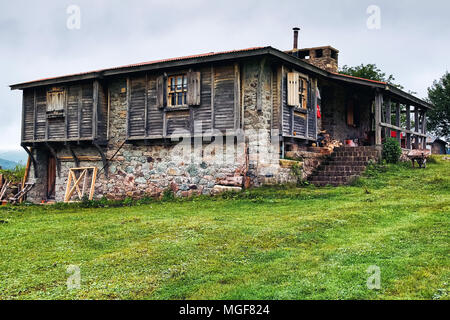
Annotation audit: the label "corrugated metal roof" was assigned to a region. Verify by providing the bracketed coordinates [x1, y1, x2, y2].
[330, 72, 387, 85]
[12, 47, 266, 87]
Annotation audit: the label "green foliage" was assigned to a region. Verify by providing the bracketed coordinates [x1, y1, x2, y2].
[0, 165, 26, 183]
[340, 63, 404, 89]
[427, 72, 450, 139]
[383, 138, 402, 164]
[290, 162, 306, 187]
[162, 189, 175, 202]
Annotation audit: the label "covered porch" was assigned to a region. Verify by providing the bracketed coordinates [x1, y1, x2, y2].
[319, 73, 432, 150]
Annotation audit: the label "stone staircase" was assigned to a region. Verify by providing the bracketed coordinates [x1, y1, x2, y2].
[308, 146, 380, 187]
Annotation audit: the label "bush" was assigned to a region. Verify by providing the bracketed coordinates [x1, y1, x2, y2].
[383, 138, 402, 164]
[0, 165, 26, 183]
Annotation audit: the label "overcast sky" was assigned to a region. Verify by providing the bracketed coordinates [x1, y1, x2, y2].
[1, 0, 449, 150]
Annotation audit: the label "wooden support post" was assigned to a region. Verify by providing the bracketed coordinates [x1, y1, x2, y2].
[66, 144, 80, 168]
[375, 92, 383, 145]
[313, 79, 318, 140]
[395, 102, 401, 145]
[93, 80, 99, 140]
[22, 145, 38, 178]
[422, 111, 427, 149]
[126, 78, 131, 139]
[385, 97, 391, 138]
[211, 66, 215, 129]
[414, 107, 419, 149]
[406, 105, 411, 149]
[93, 142, 108, 178]
[144, 74, 149, 137]
[234, 63, 241, 130]
[78, 86, 83, 139]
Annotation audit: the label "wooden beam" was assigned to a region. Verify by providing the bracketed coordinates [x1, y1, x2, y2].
[211, 65, 215, 129]
[422, 111, 427, 149]
[92, 80, 99, 140]
[406, 105, 411, 149]
[234, 63, 241, 130]
[415, 106, 420, 148]
[379, 122, 427, 137]
[107, 86, 111, 140]
[375, 91, 383, 145]
[385, 97, 391, 138]
[21, 145, 38, 178]
[126, 77, 131, 139]
[395, 102, 401, 145]
[66, 144, 80, 167]
[93, 142, 108, 178]
[33, 90, 37, 141]
[313, 79, 318, 140]
[78, 85, 82, 139]
[144, 74, 149, 137]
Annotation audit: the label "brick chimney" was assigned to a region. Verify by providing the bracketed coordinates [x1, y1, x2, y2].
[287, 28, 339, 73]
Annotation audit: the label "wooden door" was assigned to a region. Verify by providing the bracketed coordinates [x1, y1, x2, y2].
[47, 155, 56, 199]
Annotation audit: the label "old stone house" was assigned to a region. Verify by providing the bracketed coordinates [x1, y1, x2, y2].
[11, 29, 432, 203]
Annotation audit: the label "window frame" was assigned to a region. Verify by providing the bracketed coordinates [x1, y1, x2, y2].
[46, 88, 66, 115]
[298, 76, 308, 110]
[167, 74, 188, 107]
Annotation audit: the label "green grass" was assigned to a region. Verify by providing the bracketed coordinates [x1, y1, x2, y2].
[0, 157, 449, 300]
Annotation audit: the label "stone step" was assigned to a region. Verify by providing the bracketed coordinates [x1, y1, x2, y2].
[321, 166, 366, 173]
[309, 175, 358, 183]
[326, 160, 369, 166]
[332, 151, 379, 158]
[329, 156, 376, 162]
[314, 172, 363, 178]
[334, 146, 379, 152]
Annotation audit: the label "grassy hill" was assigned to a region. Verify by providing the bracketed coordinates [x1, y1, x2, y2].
[0, 156, 448, 300]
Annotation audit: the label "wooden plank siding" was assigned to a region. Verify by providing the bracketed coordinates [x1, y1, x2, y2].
[126, 64, 239, 139]
[21, 81, 102, 144]
[281, 67, 318, 140]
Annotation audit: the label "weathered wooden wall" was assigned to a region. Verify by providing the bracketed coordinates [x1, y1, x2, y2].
[126, 63, 241, 139]
[21, 81, 107, 143]
[281, 69, 317, 140]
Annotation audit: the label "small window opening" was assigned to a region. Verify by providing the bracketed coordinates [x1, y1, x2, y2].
[167, 75, 188, 106]
[297, 50, 310, 60]
[330, 50, 338, 60]
[315, 49, 323, 58]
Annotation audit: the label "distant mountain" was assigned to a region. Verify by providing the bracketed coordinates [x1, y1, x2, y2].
[0, 149, 28, 165]
[0, 158, 19, 170]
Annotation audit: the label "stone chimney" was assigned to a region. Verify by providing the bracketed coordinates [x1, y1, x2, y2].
[287, 28, 339, 73]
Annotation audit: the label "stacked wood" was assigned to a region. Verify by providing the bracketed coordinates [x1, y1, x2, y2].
[0, 180, 10, 201]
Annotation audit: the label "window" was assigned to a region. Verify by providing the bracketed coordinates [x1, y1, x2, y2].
[299, 77, 308, 109]
[315, 49, 323, 58]
[167, 75, 187, 106]
[47, 88, 65, 113]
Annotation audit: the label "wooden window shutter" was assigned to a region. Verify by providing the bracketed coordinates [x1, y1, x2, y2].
[287, 72, 299, 107]
[187, 71, 201, 106]
[156, 75, 167, 108]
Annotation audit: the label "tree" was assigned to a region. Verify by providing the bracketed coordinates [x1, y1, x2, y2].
[427, 72, 450, 140]
[340, 63, 404, 90]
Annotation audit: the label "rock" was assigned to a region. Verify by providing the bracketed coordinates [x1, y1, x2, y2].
[212, 185, 242, 195]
